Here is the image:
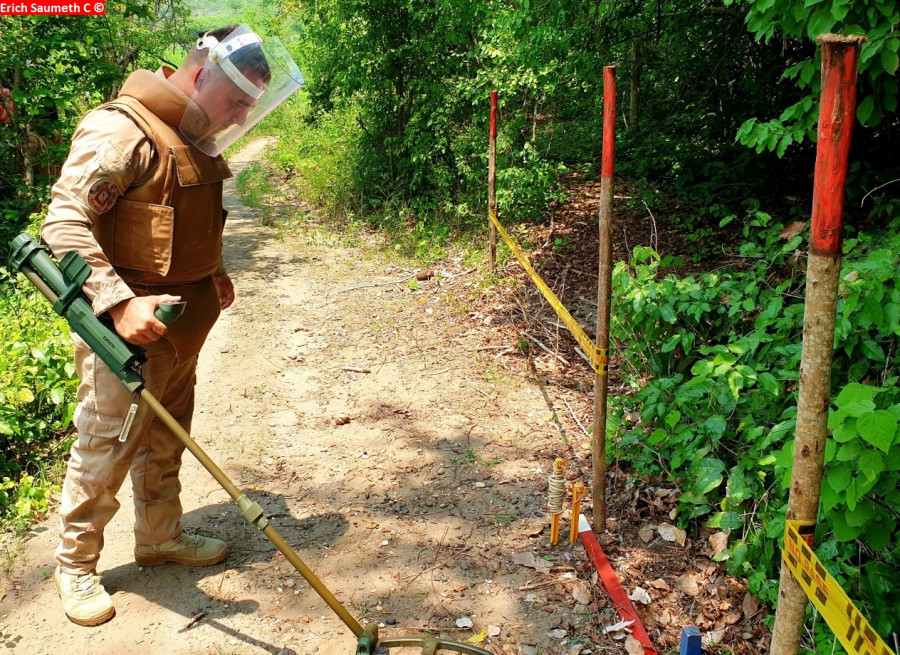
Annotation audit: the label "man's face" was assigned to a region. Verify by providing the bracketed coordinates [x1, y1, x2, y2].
[192, 66, 265, 136]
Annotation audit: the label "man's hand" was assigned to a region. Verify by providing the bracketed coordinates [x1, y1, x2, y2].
[212, 273, 235, 309]
[108, 295, 182, 345]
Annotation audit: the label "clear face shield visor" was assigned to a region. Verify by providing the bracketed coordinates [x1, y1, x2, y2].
[180, 25, 305, 156]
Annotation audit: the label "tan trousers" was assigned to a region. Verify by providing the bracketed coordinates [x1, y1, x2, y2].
[55, 333, 197, 575]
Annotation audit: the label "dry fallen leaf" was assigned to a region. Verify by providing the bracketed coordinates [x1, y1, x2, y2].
[703, 628, 726, 647]
[468, 626, 488, 643]
[649, 578, 670, 591]
[723, 610, 743, 626]
[638, 526, 655, 543]
[658, 523, 687, 546]
[675, 572, 702, 596]
[628, 587, 652, 605]
[743, 592, 760, 618]
[572, 580, 592, 605]
[709, 531, 729, 555]
[778, 221, 806, 240]
[625, 635, 644, 655]
[511, 551, 552, 574]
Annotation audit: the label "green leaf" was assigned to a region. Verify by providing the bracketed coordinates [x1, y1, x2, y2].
[845, 500, 875, 528]
[665, 410, 681, 428]
[807, 7, 836, 39]
[648, 428, 667, 445]
[858, 449, 885, 482]
[826, 465, 852, 493]
[705, 415, 727, 438]
[857, 410, 898, 453]
[706, 511, 743, 530]
[832, 416, 857, 443]
[864, 519, 892, 550]
[831, 1, 850, 21]
[836, 439, 863, 461]
[860, 339, 886, 362]
[834, 383, 877, 417]
[831, 510, 861, 541]
[821, 480, 840, 512]
[661, 333, 682, 353]
[694, 457, 726, 495]
[882, 48, 899, 75]
[857, 95, 874, 123]
[758, 372, 779, 395]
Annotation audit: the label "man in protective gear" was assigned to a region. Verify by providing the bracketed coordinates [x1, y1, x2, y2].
[40, 25, 303, 626]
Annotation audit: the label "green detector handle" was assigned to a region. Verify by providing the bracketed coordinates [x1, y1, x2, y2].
[10, 234, 146, 393]
[155, 301, 186, 325]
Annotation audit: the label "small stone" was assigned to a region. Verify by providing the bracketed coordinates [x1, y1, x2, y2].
[385, 618, 396, 625]
[523, 646, 538, 655]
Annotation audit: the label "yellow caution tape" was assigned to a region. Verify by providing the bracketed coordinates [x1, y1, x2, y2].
[488, 209, 608, 375]
[783, 520, 895, 655]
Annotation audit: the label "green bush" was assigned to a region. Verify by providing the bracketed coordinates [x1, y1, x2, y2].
[0, 266, 77, 528]
[610, 207, 900, 642]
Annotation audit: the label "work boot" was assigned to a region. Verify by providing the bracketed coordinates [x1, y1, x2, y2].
[134, 532, 227, 567]
[54, 566, 115, 626]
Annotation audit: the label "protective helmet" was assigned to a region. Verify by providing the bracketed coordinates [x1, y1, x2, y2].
[180, 24, 304, 156]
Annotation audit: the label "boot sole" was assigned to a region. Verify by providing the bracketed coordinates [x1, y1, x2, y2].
[64, 606, 116, 627]
[134, 550, 227, 567]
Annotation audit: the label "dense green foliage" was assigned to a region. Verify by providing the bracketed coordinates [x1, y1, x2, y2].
[0, 7, 192, 249]
[610, 206, 900, 642]
[0, 263, 77, 530]
[285, 0, 898, 228]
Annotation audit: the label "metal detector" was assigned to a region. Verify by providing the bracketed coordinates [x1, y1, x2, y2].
[10, 233, 491, 655]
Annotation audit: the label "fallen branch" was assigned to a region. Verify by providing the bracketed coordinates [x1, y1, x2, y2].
[437, 267, 477, 285]
[180, 612, 205, 631]
[464, 381, 492, 399]
[342, 366, 371, 373]
[563, 398, 590, 439]
[524, 331, 569, 365]
[518, 579, 557, 591]
[329, 272, 416, 297]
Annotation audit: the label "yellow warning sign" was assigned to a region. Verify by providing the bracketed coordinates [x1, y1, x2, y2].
[488, 209, 607, 375]
[783, 520, 895, 655]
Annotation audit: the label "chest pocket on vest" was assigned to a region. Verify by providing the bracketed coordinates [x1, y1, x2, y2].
[108, 146, 231, 276]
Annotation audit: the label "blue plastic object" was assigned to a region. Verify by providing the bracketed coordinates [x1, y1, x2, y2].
[680, 626, 701, 655]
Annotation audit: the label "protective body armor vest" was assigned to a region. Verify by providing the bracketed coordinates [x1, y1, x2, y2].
[93, 69, 233, 361]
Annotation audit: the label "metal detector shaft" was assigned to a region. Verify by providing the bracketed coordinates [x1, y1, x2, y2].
[138, 390, 364, 636]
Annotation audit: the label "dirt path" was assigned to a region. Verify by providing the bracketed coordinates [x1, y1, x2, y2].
[0, 139, 603, 655]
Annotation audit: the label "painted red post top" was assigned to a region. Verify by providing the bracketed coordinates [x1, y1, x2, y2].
[490, 91, 498, 140]
[809, 34, 865, 257]
[601, 66, 616, 179]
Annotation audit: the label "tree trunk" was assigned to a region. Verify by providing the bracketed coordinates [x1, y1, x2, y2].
[629, 38, 641, 134]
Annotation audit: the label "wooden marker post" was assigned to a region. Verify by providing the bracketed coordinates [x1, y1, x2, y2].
[769, 34, 865, 655]
[488, 91, 498, 273]
[592, 66, 615, 531]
